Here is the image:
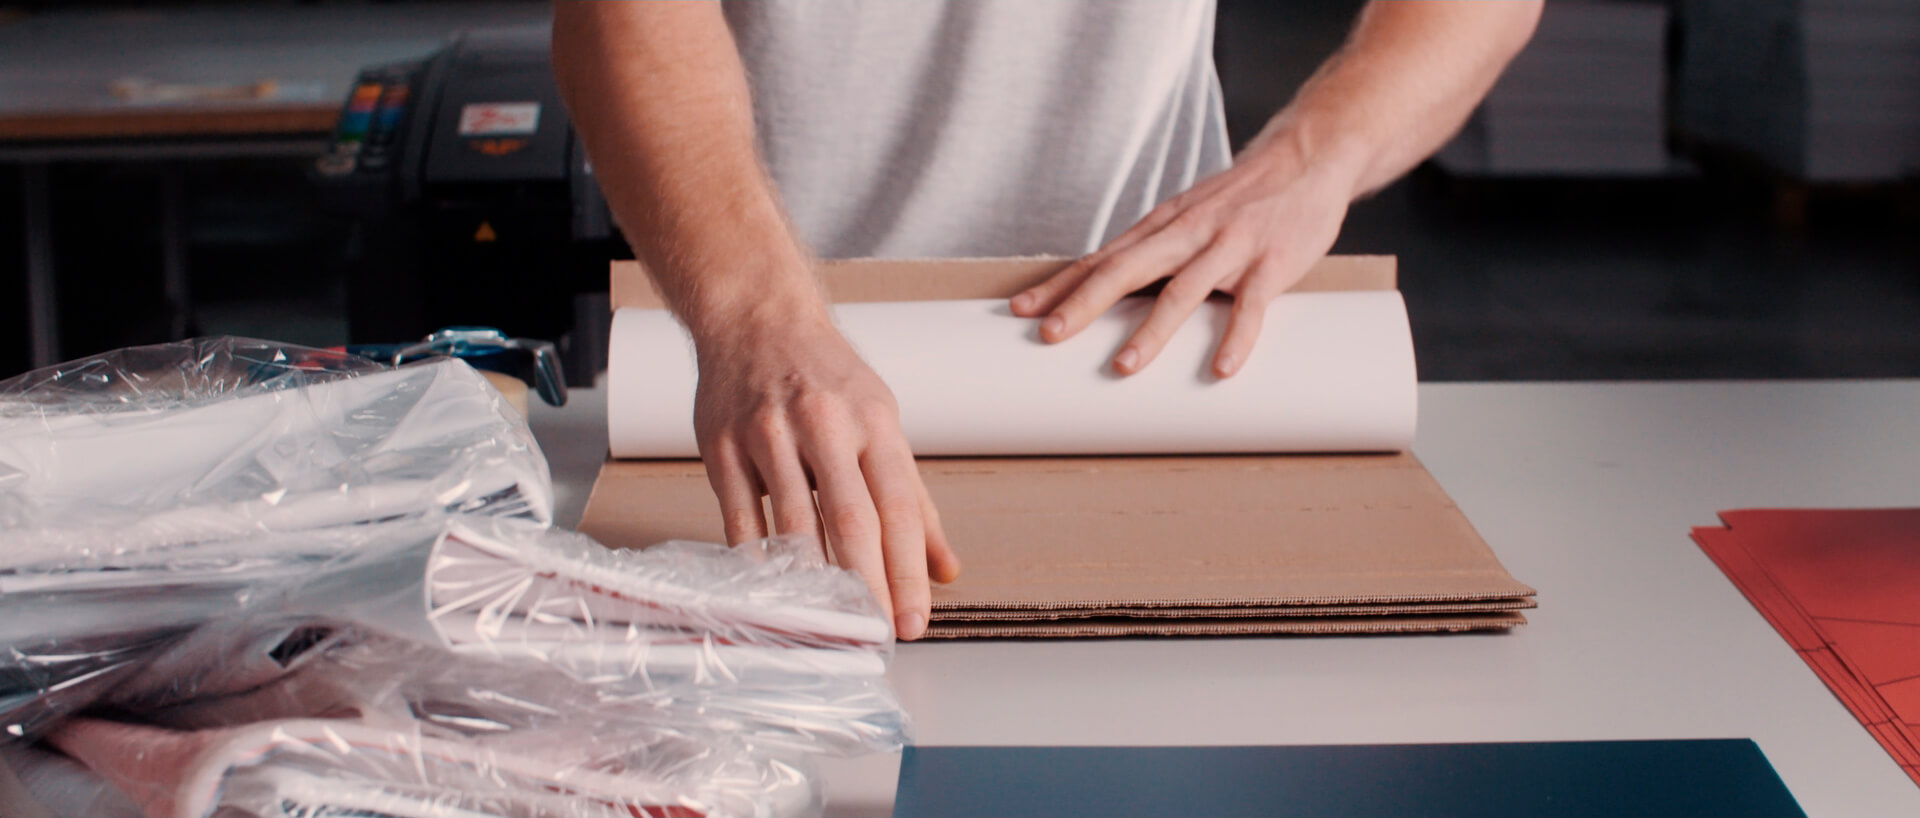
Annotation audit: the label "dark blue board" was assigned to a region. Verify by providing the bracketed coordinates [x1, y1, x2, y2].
[893, 740, 1803, 818]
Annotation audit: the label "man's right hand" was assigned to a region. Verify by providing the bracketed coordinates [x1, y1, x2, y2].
[692, 316, 961, 641]
[551, 2, 956, 639]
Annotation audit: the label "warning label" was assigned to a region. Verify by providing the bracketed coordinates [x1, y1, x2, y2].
[458, 102, 541, 137]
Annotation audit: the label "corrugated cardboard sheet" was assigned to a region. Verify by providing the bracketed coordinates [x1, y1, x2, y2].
[583, 256, 1536, 637]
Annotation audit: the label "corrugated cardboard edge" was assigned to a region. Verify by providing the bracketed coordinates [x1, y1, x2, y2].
[923, 611, 1527, 639]
[936, 599, 1538, 622]
[609, 255, 1398, 310]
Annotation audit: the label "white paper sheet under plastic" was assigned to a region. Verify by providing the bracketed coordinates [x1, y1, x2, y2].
[608, 292, 1418, 458]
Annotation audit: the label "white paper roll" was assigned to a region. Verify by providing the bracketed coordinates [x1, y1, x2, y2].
[608, 292, 1417, 457]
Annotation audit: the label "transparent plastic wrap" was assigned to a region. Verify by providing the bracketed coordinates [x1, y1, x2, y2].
[43, 717, 817, 818]
[1, 339, 551, 740]
[421, 519, 906, 757]
[0, 523, 433, 741]
[0, 338, 905, 817]
[0, 337, 553, 554]
[92, 519, 908, 759]
[427, 518, 893, 676]
[3, 515, 906, 756]
[8, 610, 846, 817]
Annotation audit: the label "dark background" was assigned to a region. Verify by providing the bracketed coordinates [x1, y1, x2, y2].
[2, 0, 1916, 381]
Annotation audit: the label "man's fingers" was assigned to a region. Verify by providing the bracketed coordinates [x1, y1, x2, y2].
[1086, 177, 1225, 267]
[750, 436, 824, 545]
[863, 441, 932, 640]
[1213, 243, 1322, 377]
[705, 438, 768, 545]
[1010, 257, 1098, 318]
[1041, 229, 1201, 344]
[921, 481, 961, 585]
[804, 441, 894, 624]
[1214, 285, 1273, 378]
[1011, 185, 1216, 317]
[1010, 210, 1178, 317]
[1112, 242, 1246, 375]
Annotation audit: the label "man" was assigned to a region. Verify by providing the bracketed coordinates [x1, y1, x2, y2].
[553, 1, 1541, 640]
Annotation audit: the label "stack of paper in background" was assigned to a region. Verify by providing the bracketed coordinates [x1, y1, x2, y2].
[1675, 0, 1920, 182]
[1436, 0, 1672, 176]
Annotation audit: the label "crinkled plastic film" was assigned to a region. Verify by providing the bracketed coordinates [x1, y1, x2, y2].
[1, 339, 551, 739]
[420, 520, 905, 757]
[46, 718, 819, 818]
[0, 338, 553, 554]
[0, 339, 907, 818]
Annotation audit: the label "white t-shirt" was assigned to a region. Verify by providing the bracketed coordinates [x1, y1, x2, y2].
[722, 0, 1233, 259]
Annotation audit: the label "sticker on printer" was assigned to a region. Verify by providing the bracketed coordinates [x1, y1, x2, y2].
[458, 102, 541, 136]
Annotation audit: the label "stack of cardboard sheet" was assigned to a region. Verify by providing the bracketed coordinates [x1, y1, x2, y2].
[582, 257, 1536, 638]
[1675, 0, 1920, 181]
[1436, 0, 1672, 176]
[917, 453, 1533, 637]
[1693, 508, 1920, 787]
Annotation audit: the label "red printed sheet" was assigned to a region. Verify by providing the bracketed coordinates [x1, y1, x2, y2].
[1693, 508, 1920, 787]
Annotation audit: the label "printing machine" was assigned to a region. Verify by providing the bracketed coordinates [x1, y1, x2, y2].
[314, 25, 617, 382]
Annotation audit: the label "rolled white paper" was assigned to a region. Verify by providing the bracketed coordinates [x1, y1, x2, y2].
[608, 292, 1417, 457]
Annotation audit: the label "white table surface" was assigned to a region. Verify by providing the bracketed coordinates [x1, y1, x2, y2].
[529, 380, 1920, 818]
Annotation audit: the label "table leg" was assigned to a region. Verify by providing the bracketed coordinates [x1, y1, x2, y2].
[160, 161, 193, 340]
[21, 161, 58, 369]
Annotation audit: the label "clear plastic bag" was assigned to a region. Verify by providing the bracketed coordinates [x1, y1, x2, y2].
[0, 337, 553, 555]
[58, 517, 910, 759]
[0, 339, 905, 817]
[428, 519, 892, 674]
[46, 717, 819, 818]
[0, 336, 547, 740]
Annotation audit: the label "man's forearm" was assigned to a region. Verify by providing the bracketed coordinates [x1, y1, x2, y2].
[1255, 1, 1542, 198]
[551, 2, 827, 346]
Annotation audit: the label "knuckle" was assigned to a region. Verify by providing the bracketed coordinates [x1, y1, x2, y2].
[790, 390, 843, 425]
[1055, 291, 1094, 318]
[854, 399, 898, 430]
[1160, 276, 1212, 305]
[1255, 254, 1296, 282]
[826, 504, 877, 539]
[1233, 279, 1275, 309]
[773, 490, 817, 514]
[875, 497, 922, 527]
[1068, 275, 1123, 306]
[694, 430, 729, 460]
[1168, 207, 1217, 236]
[1078, 260, 1121, 286]
[721, 509, 762, 538]
[748, 406, 785, 437]
[1216, 220, 1263, 251]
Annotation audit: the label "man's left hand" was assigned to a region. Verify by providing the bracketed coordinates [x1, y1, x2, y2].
[1009, 135, 1361, 378]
